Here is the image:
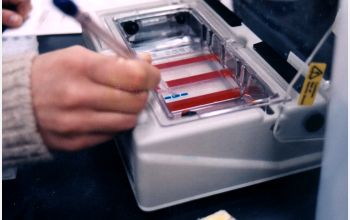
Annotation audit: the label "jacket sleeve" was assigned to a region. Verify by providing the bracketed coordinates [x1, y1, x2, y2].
[2, 36, 52, 170]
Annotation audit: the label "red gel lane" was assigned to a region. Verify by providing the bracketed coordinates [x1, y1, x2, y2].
[155, 54, 219, 69]
[166, 69, 233, 87]
[166, 88, 241, 112]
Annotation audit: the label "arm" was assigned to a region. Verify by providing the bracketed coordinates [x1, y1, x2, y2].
[3, 36, 52, 169]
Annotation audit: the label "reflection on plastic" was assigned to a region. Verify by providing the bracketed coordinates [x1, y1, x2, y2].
[116, 9, 279, 120]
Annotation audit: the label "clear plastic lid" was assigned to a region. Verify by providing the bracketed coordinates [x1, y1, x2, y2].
[114, 8, 282, 124]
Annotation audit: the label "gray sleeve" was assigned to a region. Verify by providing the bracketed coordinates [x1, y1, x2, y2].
[2, 36, 52, 169]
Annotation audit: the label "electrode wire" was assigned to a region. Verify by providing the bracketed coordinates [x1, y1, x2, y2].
[272, 24, 334, 141]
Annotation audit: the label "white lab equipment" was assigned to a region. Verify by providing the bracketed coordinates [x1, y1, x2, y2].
[84, 0, 337, 211]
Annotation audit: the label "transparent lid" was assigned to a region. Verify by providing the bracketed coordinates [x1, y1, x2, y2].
[112, 6, 283, 125]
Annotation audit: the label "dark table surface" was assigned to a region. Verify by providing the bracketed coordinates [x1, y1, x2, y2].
[3, 34, 321, 220]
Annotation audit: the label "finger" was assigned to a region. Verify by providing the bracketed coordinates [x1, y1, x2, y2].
[3, 0, 27, 5]
[88, 56, 160, 92]
[2, 9, 23, 27]
[138, 52, 152, 64]
[46, 111, 138, 135]
[42, 131, 113, 151]
[17, 0, 32, 19]
[76, 112, 138, 133]
[56, 78, 149, 113]
[79, 83, 149, 114]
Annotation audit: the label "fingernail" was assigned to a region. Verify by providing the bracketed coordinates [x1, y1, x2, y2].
[9, 15, 23, 25]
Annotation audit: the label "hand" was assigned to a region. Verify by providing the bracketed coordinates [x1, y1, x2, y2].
[2, 0, 32, 28]
[31, 46, 160, 151]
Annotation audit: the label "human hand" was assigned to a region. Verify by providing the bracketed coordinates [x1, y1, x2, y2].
[31, 46, 160, 151]
[2, 0, 32, 28]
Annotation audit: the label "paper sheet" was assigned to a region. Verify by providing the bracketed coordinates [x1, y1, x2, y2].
[3, 0, 157, 36]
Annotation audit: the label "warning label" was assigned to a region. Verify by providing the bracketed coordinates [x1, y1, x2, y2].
[298, 63, 327, 106]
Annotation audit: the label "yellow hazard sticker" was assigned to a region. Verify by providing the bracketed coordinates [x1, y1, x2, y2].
[298, 63, 327, 106]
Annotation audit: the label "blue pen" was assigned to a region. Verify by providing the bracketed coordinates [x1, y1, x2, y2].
[53, 0, 134, 58]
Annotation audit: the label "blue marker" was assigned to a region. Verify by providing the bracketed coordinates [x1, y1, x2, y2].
[172, 94, 180, 98]
[53, 0, 134, 58]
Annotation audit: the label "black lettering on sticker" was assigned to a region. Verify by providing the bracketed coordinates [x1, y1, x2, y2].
[305, 81, 311, 94]
[300, 94, 307, 105]
[311, 83, 319, 98]
[308, 82, 316, 93]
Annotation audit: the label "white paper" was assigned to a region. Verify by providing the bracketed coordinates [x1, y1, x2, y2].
[3, 0, 157, 37]
[74, 0, 158, 12]
[3, 0, 79, 36]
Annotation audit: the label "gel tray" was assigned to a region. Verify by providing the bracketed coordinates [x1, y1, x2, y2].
[115, 9, 277, 120]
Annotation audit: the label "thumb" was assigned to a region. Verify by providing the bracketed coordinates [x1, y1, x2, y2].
[137, 52, 152, 64]
[2, 9, 23, 27]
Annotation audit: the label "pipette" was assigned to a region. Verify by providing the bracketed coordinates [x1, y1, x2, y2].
[53, 0, 171, 91]
[53, 0, 133, 58]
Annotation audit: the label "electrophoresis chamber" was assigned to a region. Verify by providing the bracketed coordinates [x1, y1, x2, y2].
[84, 0, 334, 211]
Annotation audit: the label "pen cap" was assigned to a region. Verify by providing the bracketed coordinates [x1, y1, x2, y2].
[53, 0, 78, 17]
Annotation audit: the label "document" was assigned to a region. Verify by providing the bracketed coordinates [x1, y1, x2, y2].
[3, 0, 156, 36]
